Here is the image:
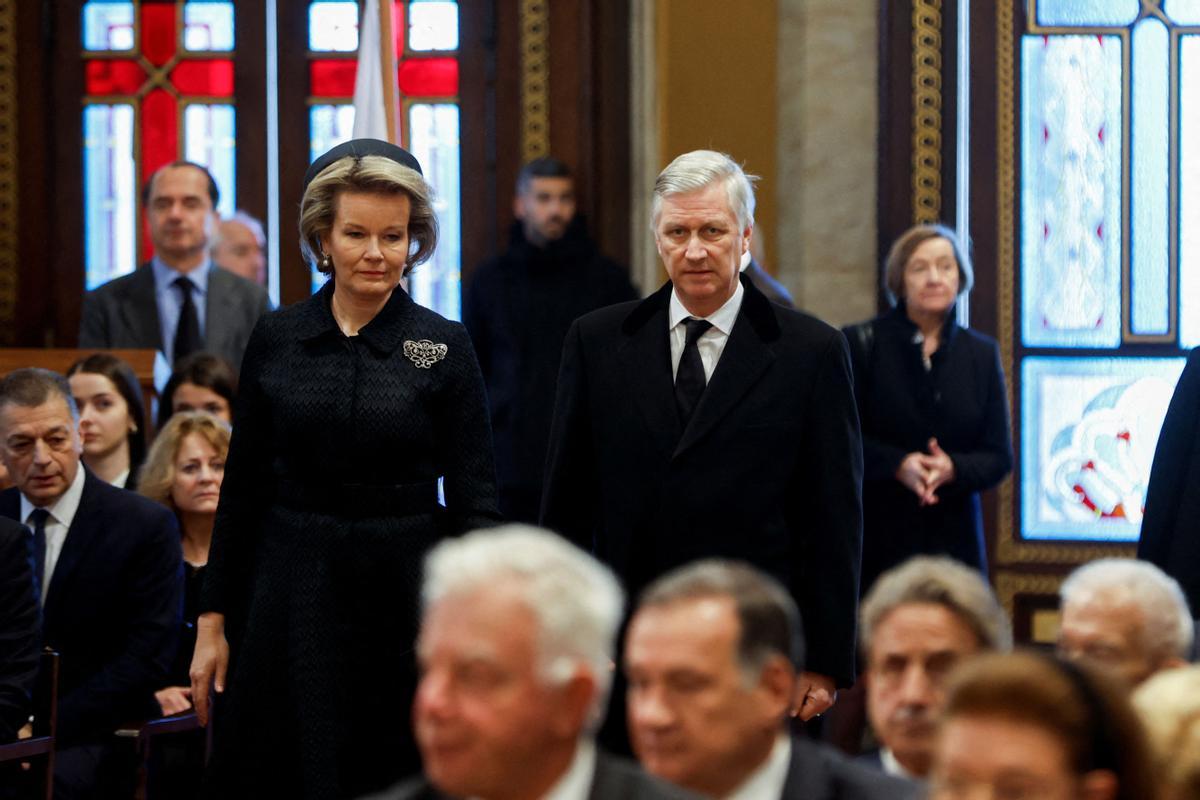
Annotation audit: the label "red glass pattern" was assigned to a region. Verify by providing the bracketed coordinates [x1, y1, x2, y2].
[140, 87, 179, 255]
[398, 58, 458, 96]
[140, 3, 177, 67]
[310, 59, 358, 97]
[393, 2, 406, 56]
[85, 60, 147, 95]
[172, 60, 235, 96]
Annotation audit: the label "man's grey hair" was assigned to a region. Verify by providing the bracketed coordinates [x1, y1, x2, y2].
[213, 210, 266, 248]
[638, 560, 804, 683]
[860, 556, 1012, 655]
[0, 368, 79, 424]
[422, 525, 625, 724]
[651, 150, 759, 232]
[1060, 558, 1194, 661]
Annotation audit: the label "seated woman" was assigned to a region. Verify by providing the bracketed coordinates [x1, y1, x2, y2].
[930, 651, 1159, 800]
[1133, 665, 1200, 800]
[138, 412, 230, 714]
[67, 353, 148, 489]
[157, 352, 238, 430]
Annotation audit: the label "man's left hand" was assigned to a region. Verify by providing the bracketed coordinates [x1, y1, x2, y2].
[794, 671, 838, 720]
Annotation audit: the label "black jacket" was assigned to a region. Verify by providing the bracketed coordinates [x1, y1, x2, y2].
[844, 305, 1012, 591]
[541, 276, 863, 685]
[784, 738, 920, 800]
[463, 220, 636, 513]
[0, 516, 39, 743]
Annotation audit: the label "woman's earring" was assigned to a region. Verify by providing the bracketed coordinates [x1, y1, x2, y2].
[320, 253, 333, 271]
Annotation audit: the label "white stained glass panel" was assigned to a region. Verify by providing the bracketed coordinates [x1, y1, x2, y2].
[83, 2, 135, 51]
[310, 105, 356, 294]
[1021, 35, 1123, 348]
[184, 104, 236, 219]
[409, 1, 459, 51]
[1165, 0, 1200, 24]
[184, 2, 235, 52]
[407, 103, 461, 320]
[1182, 37, 1200, 348]
[1130, 19, 1170, 336]
[1035, 0, 1140, 26]
[1021, 357, 1186, 542]
[309, 2, 359, 52]
[84, 104, 136, 289]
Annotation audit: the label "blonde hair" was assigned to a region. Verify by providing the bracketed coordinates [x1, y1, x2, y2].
[883, 223, 974, 306]
[138, 412, 231, 513]
[298, 154, 439, 276]
[1132, 666, 1200, 800]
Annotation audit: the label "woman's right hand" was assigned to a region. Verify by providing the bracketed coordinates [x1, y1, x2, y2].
[190, 612, 229, 726]
[896, 452, 937, 505]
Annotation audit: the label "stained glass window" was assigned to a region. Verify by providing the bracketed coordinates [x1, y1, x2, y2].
[306, 1, 461, 319]
[81, 0, 237, 289]
[1164, 0, 1200, 24]
[1130, 18, 1170, 336]
[1182, 36, 1200, 348]
[1036, 0, 1140, 26]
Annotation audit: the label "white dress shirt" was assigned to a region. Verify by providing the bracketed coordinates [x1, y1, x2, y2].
[725, 734, 792, 800]
[151, 256, 211, 364]
[880, 747, 918, 780]
[21, 466, 86, 602]
[522, 738, 597, 800]
[668, 280, 745, 382]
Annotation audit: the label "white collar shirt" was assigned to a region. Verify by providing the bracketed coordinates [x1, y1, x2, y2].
[880, 747, 918, 781]
[20, 465, 86, 602]
[151, 256, 211, 365]
[724, 734, 792, 800]
[668, 279, 744, 382]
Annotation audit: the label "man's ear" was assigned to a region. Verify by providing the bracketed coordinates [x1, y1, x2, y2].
[758, 655, 796, 719]
[550, 668, 598, 739]
[513, 193, 526, 220]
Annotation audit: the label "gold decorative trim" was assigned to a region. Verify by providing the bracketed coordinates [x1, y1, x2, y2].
[0, 0, 16, 344]
[994, 571, 1063, 627]
[519, 0, 550, 162]
[912, 0, 943, 223]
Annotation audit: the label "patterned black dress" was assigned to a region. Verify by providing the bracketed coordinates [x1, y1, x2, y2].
[201, 281, 500, 799]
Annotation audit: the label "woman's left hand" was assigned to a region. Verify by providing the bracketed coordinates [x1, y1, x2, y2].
[916, 438, 956, 504]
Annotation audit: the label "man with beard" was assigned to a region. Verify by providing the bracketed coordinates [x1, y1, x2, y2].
[463, 158, 637, 522]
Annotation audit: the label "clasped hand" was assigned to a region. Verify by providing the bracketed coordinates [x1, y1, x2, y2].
[895, 437, 955, 506]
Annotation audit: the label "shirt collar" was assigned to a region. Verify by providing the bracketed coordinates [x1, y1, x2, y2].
[21, 463, 86, 529]
[152, 255, 211, 296]
[880, 747, 919, 780]
[529, 738, 597, 800]
[724, 734, 792, 800]
[668, 278, 745, 336]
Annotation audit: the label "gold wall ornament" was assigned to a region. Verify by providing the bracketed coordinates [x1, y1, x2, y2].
[912, 0, 943, 224]
[0, 0, 15, 344]
[994, 571, 1064, 627]
[519, 0, 550, 162]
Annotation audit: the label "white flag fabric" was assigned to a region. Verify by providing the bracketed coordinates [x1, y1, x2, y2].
[352, 0, 397, 142]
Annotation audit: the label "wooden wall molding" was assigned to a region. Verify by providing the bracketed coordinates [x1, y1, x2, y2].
[0, 0, 17, 344]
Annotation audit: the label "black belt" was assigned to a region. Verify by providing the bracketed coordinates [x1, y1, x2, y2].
[276, 478, 440, 517]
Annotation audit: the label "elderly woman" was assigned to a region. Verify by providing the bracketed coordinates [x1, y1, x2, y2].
[930, 651, 1160, 800]
[844, 224, 1012, 592]
[138, 412, 230, 715]
[157, 352, 238, 429]
[1132, 665, 1200, 800]
[67, 353, 148, 489]
[189, 139, 500, 799]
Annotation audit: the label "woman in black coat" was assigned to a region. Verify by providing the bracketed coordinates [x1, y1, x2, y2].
[845, 224, 1012, 594]
[189, 139, 501, 799]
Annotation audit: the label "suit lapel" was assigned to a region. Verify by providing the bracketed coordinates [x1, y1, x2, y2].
[43, 472, 105, 618]
[205, 268, 231, 358]
[119, 265, 164, 351]
[619, 296, 683, 445]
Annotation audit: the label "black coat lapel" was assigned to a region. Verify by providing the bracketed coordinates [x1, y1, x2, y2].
[620, 284, 683, 443]
[43, 472, 104, 617]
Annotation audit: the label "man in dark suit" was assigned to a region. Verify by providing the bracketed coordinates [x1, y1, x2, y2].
[79, 161, 271, 370]
[0, 515, 39, 744]
[363, 525, 696, 800]
[541, 150, 863, 716]
[0, 368, 182, 798]
[625, 560, 917, 799]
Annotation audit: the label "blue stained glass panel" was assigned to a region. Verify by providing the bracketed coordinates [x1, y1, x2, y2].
[1021, 357, 1186, 542]
[83, 2, 135, 51]
[407, 103, 461, 320]
[1020, 35, 1122, 348]
[83, 104, 136, 289]
[309, 104, 356, 294]
[409, 2, 459, 51]
[309, 2, 359, 52]
[1165, 0, 1200, 24]
[183, 104, 236, 219]
[1035, 0, 1140, 26]
[1130, 19, 1171, 336]
[184, 2, 235, 52]
[1182, 37, 1200, 348]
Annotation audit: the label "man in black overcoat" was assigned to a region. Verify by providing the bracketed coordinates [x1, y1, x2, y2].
[0, 515, 39, 744]
[541, 150, 863, 716]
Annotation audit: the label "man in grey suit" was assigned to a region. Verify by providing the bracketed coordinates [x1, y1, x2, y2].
[362, 525, 696, 800]
[79, 161, 270, 370]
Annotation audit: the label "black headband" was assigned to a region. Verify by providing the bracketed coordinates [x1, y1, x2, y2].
[303, 138, 424, 189]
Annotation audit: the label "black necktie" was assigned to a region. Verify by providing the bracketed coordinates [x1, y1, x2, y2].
[173, 276, 203, 363]
[675, 318, 713, 423]
[28, 508, 49, 604]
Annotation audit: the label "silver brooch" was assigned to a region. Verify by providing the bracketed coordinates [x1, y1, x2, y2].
[403, 339, 448, 368]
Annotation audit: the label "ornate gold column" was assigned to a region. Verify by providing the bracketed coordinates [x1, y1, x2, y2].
[912, 0, 943, 223]
[519, 0, 550, 161]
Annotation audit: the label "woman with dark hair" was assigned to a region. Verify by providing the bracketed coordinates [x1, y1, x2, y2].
[157, 352, 238, 429]
[67, 353, 147, 489]
[844, 223, 1012, 593]
[189, 139, 500, 798]
[931, 651, 1160, 800]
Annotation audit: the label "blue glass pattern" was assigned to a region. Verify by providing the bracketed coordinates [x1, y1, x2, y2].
[309, 2, 359, 52]
[1021, 357, 1186, 542]
[309, 104, 356, 293]
[1165, 0, 1200, 24]
[1182, 37, 1200, 348]
[184, 2, 235, 52]
[83, 104, 136, 289]
[1035, 0, 1140, 26]
[1020, 35, 1123, 347]
[409, 1, 459, 51]
[183, 104, 236, 219]
[1130, 19, 1171, 336]
[82, 2, 135, 51]
[407, 103, 461, 320]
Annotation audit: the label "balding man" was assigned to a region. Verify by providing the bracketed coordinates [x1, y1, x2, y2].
[212, 210, 267, 285]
